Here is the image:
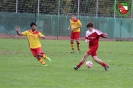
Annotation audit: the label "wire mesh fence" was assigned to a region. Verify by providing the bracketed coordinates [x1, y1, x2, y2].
[0, 0, 132, 17]
[0, 0, 133, 40]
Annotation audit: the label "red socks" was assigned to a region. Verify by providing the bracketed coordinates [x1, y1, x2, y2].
[77, 61, 84, 68]
[100, 62, 107, 67]
[77, 61, 107, 68]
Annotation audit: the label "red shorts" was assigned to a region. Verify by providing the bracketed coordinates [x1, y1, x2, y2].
[87, 46, 98, 56]
[70, 32, 80, 40]
[30, 47, 44, 57]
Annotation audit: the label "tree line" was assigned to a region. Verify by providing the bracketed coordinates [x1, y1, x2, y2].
[0, 0, 119, 17]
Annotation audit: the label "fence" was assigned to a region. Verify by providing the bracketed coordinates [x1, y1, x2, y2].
[0, 0, 133, 40]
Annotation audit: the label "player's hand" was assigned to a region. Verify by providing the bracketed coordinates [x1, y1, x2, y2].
[41, 36, 46, 39]
[85, 39, 90, 43]
[104, 33, 107, 37]
[72, 28, 76, 30]
[39, 35, 45, 39]
[15, 26, 20, 32]
[68, 27, 70, 30]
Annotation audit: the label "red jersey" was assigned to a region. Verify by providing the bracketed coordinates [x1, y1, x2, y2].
[85, 29, 106, 47]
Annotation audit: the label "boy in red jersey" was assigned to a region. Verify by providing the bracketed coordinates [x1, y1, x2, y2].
[15, 22, 52, 66]
[74, 22, 109, 71]
[68, 14, 82, 53]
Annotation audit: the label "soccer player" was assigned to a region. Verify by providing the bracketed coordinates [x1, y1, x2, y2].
[15, 22, 52, 66]
[68, 14, 82, 53]
[74, 22, 109, 71]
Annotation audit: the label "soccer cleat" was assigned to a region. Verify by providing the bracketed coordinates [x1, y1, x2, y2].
[43, 64, 48, 66]
[104, 65, 109, 71]
[47, 57, 52, 63]
[71, 50, 74, 53]
[77, 50, 81, 53]
[74, 66, 78, 70]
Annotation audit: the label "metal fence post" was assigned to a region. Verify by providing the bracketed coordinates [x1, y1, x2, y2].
[57, 0, 60, 40]
[96, 0, 98, 17]
[16, 0, 18, 13]
[113, 0, 116, 41]
[38, 0, 40, 15]
[131, 0, 133, 19]
[58, 0, 60, 16]
[114, 0, 116, 18]
[131, 0, 133, 40]
[36, 0, 40, 24]
[77, 0, 80, 17]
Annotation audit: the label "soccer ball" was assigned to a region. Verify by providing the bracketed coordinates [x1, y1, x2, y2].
[86, 61, 93, 68]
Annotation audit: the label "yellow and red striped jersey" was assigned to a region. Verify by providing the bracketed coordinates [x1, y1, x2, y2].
[22, 30, 44, 49]
[70, 19, 82, 32]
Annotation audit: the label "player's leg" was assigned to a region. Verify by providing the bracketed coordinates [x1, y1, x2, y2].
[74, 47, 96, 70]
[74, 52, 89, 70]
[70, 32, 75, 53]
[36, 48, 52, 63]
[30, 48, 47, 65]
[42, 54, 52, 63]
[92, 55, 109, 71]
[91, 46, 109, 71]
[75, 32, 80, 53]
[35, 55, 47, 66]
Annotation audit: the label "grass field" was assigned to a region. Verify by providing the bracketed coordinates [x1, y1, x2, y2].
[0, 39, 133, 88]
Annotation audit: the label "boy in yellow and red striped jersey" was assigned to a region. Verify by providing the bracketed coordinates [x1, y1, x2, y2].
[15, 22, 52, 66]
[68, 14, 82, 53]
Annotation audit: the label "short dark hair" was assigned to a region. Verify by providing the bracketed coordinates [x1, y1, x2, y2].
[72, 13, 76, 16]
[30, 22, 36, 27]
[86, 22, 94, 28]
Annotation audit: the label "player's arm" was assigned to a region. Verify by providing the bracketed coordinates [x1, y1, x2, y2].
[68, 25, 71, 30]
[96, 30, 107, 38]
[38, 32, 46, 39]
[14, 26, 23, 36]
[85, 31, 90, 43]
[73, 25, 82, 30]
[100, 33, 107, 38]
[39, 35, 46, 39]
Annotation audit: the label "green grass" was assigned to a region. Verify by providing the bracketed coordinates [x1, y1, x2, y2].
[0, 39, 133, 88]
